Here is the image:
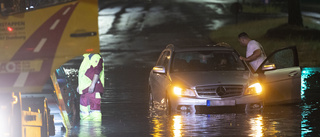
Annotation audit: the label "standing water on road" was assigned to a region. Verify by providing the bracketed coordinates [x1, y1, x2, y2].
[51, 1, 320, 136]
[52, 66, 320, 137]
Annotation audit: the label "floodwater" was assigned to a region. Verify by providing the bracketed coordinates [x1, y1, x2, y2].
[53, 1, 320, 136]
[52, 66, 320, 137]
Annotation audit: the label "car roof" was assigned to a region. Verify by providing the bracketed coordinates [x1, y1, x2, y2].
[171, 45, 235, 52]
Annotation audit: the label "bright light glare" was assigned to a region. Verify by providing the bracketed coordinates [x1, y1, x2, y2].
[7, 27, 13, 32]
[249, 83, 262, 94]
[173, 86, 196, 96]
[151, 117, 162, 137]
[173, 115, 182, 137]
[1, 105, 7, 109]
[173, 87, 182, 95]
[153, 67, 163, 71]
[249, 114, 263, 137]
[0, 106, 11, 136]
[264, 64, 275, 68]
[12, 92, 18, 104]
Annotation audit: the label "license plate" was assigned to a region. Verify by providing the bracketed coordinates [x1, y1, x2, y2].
[207, 100, 236, 107]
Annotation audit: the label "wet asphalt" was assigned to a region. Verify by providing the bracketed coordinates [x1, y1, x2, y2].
[54, 0, 320, 136]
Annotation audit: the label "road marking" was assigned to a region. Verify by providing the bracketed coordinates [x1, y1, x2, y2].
[34, 38, 47, 52]
[63, 7, 70, 15]
[50, 19, 60, 30]
[14, 72, 29, 87]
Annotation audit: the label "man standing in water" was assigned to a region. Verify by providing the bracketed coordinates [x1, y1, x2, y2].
[238, 32, 266, 72]
[78, 53, 104, 120]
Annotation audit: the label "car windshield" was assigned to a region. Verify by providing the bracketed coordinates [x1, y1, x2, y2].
[171, 51, 247, 72]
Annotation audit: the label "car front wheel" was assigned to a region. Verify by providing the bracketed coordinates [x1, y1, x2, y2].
[245, 102, 263, 113]
[165, 91, 171, 115]
[148, 86, 154, 108]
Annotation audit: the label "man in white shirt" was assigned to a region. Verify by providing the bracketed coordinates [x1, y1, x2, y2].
[238, 32, 266, 72]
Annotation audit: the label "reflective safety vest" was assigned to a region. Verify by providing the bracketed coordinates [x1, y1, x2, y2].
[78, 53, 104, 94]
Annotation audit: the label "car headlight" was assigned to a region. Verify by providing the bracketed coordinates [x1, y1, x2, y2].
[244, 83, 262, 95]
[173, 86, 196, 97]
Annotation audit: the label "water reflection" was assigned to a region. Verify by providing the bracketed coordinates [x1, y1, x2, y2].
[151, 116, 164, 137]
[78, 121, 102, 137]
[300, 96, 320, 136]
[301, 104, 313, 136]
[149, 111, 263, 136]
[249, 114, 263, 137]
[173, 115, 182, 137]
[149, 104, 307, 137]
[57, 66, 320, 137]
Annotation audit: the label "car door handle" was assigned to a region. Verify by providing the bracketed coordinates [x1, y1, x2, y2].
[70, 32, 97, 37]
[288, 71, 298, 77]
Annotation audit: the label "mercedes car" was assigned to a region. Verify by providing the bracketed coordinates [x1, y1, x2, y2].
[148, 44, 300, 113]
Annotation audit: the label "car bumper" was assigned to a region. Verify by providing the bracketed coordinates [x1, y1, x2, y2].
[170, 95, 263, 112]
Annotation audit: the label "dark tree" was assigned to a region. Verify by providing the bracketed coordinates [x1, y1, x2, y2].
[288, 0, 303, 26]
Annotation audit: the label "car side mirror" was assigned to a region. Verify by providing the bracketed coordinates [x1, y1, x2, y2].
[262, 63, 276, 71]
[153, 66, 166, 74]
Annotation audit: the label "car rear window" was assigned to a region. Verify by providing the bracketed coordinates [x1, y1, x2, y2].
[171, 51, 247, 72]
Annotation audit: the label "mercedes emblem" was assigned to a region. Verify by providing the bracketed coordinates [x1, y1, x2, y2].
[216, 86, 227, 96]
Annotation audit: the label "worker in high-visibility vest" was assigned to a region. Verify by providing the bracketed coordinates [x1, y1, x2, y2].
[77, 53, 104, 121]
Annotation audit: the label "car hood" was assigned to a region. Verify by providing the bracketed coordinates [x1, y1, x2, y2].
[170, 71, 252, 87]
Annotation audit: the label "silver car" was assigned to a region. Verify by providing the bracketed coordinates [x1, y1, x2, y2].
[148, 44, 301, 113]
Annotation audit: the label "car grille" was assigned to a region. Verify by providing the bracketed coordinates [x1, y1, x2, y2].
[196, 85, 243, 98]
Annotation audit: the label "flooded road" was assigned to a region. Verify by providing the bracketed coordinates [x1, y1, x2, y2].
[54, 66, 320, 137]
[55, 1, 320, 136]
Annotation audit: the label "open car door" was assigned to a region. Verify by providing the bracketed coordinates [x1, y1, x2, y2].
[256, 46, 301, 105]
